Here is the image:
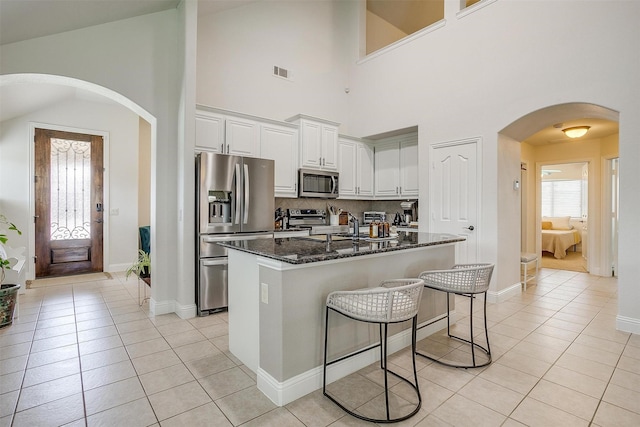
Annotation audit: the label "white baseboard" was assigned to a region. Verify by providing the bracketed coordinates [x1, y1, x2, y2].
[257, 316, 448, 406]
[487, 282, 521, 303]
[150, 298, 174, 316]
[616, 315, 640, 335]
[106, 263, 130, 273]
[175, 302, 197, 319]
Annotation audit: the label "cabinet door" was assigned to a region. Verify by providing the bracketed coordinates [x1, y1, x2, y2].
[400, 139, 418, 196]
[225, 117, 260, 157]
[261, 124, 298, 197]
[195, 112, 224, 152]
[374, 141, 400, 197]
[338, 139, 357, 197]
[357, 143, 375, 197]
[300, 121, 322, 168]
[321, 125, 338, 170]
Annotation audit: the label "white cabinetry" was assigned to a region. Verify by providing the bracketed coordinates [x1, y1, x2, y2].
[260, 123, 299, 198]
[286, 114, 339, 171]
[195, 107, 260, 157]
[338, 136, 374, 199]
[224, 116, 260, 157]
[195, 110, 224, 153]
[374, 133, 418, 198]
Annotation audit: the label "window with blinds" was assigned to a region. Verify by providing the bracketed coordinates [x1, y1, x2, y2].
[541, 180, 583, 218]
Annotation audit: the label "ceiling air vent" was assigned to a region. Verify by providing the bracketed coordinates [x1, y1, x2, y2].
[273, 65, 292, 81]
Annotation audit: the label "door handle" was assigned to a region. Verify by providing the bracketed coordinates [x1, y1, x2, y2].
[243, 164, 249, 224]
[234, 163, 241, 224]
[96, 203, 103, 212]
[464, 225, 475, 231]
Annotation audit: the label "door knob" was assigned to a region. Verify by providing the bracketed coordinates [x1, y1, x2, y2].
[464, 225, 475, 231]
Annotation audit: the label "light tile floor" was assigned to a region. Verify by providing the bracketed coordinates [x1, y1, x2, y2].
[1, 268, 639, 426]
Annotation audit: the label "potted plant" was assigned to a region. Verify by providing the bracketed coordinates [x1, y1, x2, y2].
[126, 249, 151, 306]
[1, 214, 22, 328]
[125, 249, 151, 280]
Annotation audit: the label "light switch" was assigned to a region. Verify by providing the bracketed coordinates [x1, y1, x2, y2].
[261, 283, 268, 304]
[110, 208, 119, 216]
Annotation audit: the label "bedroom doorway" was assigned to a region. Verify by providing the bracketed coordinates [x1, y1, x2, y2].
[540, 162, 588, 272]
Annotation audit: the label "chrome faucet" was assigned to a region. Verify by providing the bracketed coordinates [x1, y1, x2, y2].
[349, 213, 360, 241]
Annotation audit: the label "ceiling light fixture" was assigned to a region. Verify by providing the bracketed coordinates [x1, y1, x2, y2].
[562, 126, 590, 138]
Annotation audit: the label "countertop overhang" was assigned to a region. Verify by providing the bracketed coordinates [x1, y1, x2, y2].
[218, 232, 465, 264]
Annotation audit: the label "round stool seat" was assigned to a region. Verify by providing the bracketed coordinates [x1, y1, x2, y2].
[521, 252, 538, 263]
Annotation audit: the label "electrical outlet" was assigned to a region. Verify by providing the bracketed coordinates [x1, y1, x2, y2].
[110, 208, 119, 216]
[261, 283, 268, 304]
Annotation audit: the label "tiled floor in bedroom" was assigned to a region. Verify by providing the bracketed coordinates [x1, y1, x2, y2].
[1, 268, 639, 426]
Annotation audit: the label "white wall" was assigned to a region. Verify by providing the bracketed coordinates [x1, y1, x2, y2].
[0, 98, 140, 275]
[196, 1, 352, 128]
[0, 8, 185, 316]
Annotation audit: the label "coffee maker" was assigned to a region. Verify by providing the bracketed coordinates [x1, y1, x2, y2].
[400, 200, 418, 225]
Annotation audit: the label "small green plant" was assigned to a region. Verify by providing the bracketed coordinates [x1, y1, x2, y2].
[1, 214, 22, 284]
[125, 249, 151, 279]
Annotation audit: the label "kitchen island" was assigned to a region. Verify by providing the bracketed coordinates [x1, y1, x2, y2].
[219, 231, 465, 406]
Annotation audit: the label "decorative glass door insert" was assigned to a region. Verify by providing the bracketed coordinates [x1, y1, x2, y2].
[50, 138, 92, 240]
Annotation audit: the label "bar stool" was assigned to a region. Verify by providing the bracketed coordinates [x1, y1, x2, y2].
[520, 252, 538, 291]
[417, 264, 494, 369]
[323, 278, 425, 423]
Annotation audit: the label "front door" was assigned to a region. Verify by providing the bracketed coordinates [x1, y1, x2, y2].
[34, 128, 104, 277]
[430, 139, 479, 264]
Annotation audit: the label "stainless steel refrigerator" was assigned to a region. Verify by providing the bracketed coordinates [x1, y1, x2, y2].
[196, 152, 274, 315]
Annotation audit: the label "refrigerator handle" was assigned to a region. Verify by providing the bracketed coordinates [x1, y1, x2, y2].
[235, 163, 241, 225]
[244, 163, 250, 224]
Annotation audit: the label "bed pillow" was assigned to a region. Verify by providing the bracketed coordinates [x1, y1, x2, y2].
[541, 221, 553, 230]
[543, 216, 573, 230]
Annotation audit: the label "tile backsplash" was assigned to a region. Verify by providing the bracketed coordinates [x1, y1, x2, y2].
[275, 198, 415, 223]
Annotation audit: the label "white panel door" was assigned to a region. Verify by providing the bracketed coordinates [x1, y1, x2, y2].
[225, 117, 260, 157]
[321, 125, 339, 170]
[400, 139, 418, 196]
[357, 143, 374, 197]
[338, 139, 357, 197]
[195, 113, 224, 152]
[430, 140, 479, 264]
[300, 121, 322, 168]
[374, 141, 400, 197]
[260, 124, 298, 197]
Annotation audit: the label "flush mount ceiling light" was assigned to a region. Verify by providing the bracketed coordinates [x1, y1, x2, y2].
[562, 126, 590, 138]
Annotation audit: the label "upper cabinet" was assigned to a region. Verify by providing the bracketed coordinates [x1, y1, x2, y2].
[374, 133, 418, 198]
[195, 107, 260, 157]
[195, 109, 224, 153]
[286, 114, 339, 171]
[338, 136, 374, 199]
[260, 122, 299, 198]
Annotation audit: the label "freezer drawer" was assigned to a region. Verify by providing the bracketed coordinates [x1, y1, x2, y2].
[198, 258, 228, 314]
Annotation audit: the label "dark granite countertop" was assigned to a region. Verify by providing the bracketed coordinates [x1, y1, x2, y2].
[218, 232, 465, 265]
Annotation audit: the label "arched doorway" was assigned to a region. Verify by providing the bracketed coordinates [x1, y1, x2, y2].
[500, 102, 619, 277]
[0, 73, 156, 287]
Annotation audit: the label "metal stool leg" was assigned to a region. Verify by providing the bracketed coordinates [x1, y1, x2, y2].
[323, 311, 422, 423]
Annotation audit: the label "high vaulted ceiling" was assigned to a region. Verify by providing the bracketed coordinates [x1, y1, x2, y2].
[0, 0, 258, 46]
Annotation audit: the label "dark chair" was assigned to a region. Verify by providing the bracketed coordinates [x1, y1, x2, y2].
[139, 226, 150, 254]
[417, 263, 494, 368]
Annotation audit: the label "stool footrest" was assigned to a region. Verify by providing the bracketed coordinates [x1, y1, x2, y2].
[416, 332, 492, 369]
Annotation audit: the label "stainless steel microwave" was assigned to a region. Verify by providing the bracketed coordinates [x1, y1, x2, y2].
[298, 169, 339, 198]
